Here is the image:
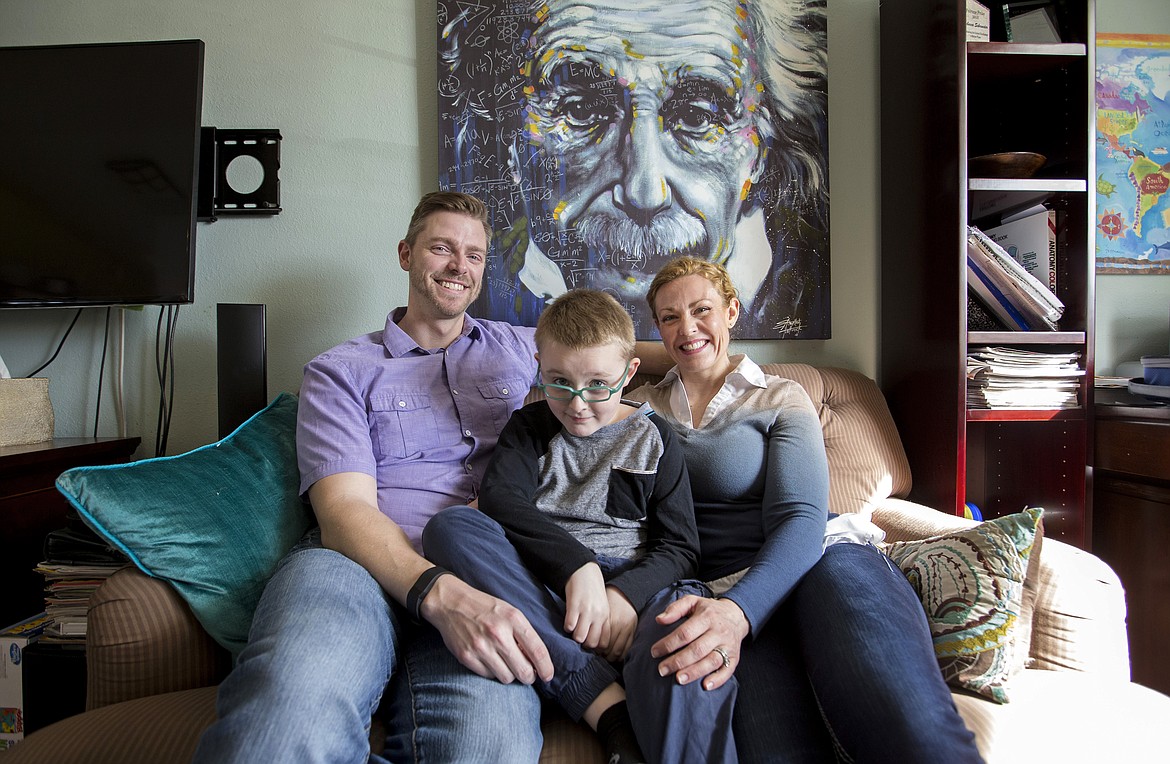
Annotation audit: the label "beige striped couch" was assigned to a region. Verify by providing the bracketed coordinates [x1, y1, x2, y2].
[5, 364, 1168, 762]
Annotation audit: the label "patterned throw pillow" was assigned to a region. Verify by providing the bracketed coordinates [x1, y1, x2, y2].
[882, 507, 1043, 703]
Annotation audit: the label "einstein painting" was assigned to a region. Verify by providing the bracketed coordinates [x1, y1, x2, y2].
[437, 0, 829, 339]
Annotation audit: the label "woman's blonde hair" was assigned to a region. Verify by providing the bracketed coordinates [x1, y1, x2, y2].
[645, 257, 738, 319]
[535, 289, 636, 359]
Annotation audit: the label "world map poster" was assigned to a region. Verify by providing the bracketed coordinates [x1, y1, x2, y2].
[1095, 33, 1170, 274]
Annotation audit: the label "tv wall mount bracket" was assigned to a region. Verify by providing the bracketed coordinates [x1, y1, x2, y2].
[197, 127, 281, 222]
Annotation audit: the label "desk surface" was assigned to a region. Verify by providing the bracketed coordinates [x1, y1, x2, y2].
[1094, 386, 1170, 421]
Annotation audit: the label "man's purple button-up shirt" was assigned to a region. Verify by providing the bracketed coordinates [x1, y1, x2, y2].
[296, 308, 537, 551]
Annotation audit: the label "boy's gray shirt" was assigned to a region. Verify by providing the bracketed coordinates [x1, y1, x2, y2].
[478, 399, 699, 613]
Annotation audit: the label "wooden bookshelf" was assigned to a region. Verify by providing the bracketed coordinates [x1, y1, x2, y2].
[879, 0, 1096, 549]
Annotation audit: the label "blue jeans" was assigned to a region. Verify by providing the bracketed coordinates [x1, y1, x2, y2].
[192, 528, 543, 763]
[425, 505, 737, 764]
[793, 543, 982, 761]
[732, 542, 983, 763]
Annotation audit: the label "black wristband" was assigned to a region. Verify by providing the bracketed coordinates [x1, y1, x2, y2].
[407, 566, 452, 623]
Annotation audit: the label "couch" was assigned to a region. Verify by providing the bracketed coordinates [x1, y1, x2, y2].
[4, 363, 1168, 763]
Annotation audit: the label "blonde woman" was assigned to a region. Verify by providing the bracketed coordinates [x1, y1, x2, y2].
[622, 257, 983, 763]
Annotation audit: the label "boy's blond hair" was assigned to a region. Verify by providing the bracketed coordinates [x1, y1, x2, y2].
[535, 289, 636, 359]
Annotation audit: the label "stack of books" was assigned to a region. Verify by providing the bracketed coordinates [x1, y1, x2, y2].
[966, 221, 1063, 331]
[967, 346, 1084, 410]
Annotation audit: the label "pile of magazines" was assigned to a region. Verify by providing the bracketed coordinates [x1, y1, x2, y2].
[967, 346, 1084, 409]
[34, 520, 126, 641]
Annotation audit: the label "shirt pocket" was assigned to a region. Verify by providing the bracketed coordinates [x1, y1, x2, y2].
[606, 466, 654, 523]
[476, 377, 530, 433]
[369, 392, 440, 459]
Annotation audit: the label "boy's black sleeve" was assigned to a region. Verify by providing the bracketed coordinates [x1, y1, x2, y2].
[605, 415, 699, 612]
[478, 402, 596, 594]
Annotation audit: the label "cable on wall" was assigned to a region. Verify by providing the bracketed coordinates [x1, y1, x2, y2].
[25, 308, 83, 377]
[93, 307, 111, 438]
[154, 306, 180, 457]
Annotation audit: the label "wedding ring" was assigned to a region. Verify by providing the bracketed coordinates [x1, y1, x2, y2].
[713, 646, 731, 669]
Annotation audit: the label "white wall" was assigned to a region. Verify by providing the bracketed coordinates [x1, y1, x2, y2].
[1095, 0, 1170, 373]
[0, 0, 881, 456]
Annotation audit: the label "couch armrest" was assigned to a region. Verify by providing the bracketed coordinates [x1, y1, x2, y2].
[1026, 538, 1130, 678]
[87, 567, 231, 709]
[871, 498, 1130, 680]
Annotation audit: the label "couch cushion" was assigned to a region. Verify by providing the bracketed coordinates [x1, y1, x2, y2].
[56, 393, 312, 658]
[882, 508, 1043, 703]
[757, 364, 913, 514]
[952, 669, 1167, 760]
[0, 686, 219, 764]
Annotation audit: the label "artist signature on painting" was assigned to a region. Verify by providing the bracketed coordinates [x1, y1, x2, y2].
[772, 317, 805, 337]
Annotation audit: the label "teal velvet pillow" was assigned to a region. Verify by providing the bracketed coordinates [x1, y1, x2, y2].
[882, 507, 1043, 703]
[56, 393, 312, 658]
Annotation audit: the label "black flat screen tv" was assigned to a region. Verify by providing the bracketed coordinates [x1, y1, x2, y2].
[0, 39, 205, 308]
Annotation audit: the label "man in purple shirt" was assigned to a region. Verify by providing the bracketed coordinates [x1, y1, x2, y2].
[194, 192, 557, 762]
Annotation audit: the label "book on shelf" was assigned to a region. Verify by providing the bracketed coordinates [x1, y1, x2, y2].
[967, 226, 1063, 331]
[968, 292, 1012, 331]
[967, 346, 1084, 409]
[968, 256, 1032, 330]
[969, 189, 1051, 220]
[986, 205, 1058, 295]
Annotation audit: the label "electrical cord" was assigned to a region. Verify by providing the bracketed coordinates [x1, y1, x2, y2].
[93, 307, 111, 438]
[154, 305, 180, 457]
[25, 308, 83, 377]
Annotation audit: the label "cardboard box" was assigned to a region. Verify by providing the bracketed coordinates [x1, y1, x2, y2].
[0, 613, 49, 750]
[967, 0, 991, 42]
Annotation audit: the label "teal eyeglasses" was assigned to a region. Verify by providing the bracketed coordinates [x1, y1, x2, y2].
[537, 360, 632, 402]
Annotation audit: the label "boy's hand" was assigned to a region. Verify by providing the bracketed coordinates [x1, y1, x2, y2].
[601, 586, 637, 661]
[564, 562, 610, 649]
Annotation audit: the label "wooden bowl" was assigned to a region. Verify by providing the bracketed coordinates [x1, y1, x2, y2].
[968, 152, 1047, 178]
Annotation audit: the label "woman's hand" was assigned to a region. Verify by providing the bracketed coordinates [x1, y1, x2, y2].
[650, 594, 750, 691]
[601, 586, 638, 662]
[564, 562, 610, 649]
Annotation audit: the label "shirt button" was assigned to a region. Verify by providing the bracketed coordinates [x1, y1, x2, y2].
[501, 387, 509, 395]
[453, 390, 460, 395]
[397, 400, 406, 407]
[464, 429, 472, 437]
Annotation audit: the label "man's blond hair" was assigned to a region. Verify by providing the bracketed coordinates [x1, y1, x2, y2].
[535, 289, 636, 359]
[405, 191, 492, 246]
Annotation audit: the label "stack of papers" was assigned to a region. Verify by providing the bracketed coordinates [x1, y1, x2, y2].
[34, 561, 127, 641]
[967, 347, 1084, 409]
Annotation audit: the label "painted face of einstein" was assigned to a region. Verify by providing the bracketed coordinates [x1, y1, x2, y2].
[521, 0, 770, 288]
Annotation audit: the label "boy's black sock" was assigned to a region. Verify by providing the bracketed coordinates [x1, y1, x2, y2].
[596, 700, 645, 764]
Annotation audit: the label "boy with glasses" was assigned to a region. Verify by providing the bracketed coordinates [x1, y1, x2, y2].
[425, 289, 727, 763]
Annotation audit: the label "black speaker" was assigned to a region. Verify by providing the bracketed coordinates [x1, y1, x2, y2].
[217, 303, 268, 439]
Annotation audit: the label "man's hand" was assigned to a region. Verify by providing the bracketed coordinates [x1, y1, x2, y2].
[564, 562, 610, 649]
[421, 573, 554, 685]
[601, 586, 637, 662]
